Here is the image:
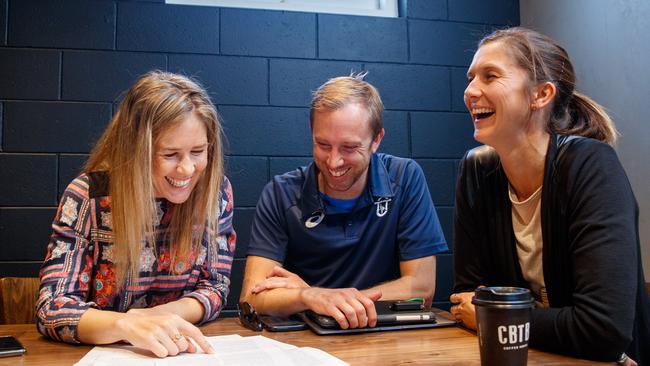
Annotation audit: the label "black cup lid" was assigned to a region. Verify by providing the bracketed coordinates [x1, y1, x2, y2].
[472, 287, 534, 306]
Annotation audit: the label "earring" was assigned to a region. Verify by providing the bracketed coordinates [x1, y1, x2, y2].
[530, 104, 537, 111]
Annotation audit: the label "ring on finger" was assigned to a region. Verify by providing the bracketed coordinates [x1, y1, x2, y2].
[171, 333, 183, 342]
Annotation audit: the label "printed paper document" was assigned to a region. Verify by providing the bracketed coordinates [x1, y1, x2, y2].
[74, 334, 348, 366]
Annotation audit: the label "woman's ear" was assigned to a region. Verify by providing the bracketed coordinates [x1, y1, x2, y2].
[530, 81, 556, 110]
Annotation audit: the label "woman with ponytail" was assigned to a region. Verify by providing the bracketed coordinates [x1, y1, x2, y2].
[449, 27, 649, 364]
[36, 71, 236, 358]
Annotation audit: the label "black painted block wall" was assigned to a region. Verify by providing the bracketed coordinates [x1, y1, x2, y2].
[0, 0, 519, 316]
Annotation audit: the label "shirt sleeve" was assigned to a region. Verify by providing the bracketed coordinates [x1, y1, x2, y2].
[246, 179, 290, 262]
[396, 160, 448, 260]
[184, 176, 237, 324]
[35, 175, 98, 344]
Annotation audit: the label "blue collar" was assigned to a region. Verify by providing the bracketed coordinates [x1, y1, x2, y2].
[298, 153, 395, 219]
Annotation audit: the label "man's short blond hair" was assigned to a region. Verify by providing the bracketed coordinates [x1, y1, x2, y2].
[310, 72, 384, 138]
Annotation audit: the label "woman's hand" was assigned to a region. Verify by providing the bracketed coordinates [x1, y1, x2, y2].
[115, 312, 214, 358]
[126, 307, 170, 317]
[450, 291, 477, 330]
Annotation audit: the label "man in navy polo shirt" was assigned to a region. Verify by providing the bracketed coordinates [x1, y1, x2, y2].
[240, 74, 447, 329]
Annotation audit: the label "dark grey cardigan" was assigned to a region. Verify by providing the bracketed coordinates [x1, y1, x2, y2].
[453, 134, 650, 364]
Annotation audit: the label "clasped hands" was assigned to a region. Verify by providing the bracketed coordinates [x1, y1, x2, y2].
[449, 291, 477, 330]
[251, 266, 382, 329]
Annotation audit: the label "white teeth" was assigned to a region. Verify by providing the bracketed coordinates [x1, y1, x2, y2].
[471, 107, 495, 115]
[166, 177, 191, 188]
[329, 168, 349, 177]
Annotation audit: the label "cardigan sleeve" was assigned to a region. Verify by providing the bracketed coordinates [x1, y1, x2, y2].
[530, 140, 638, 361]
[453, 149, 487, 293]
[183, 176, 236, 324]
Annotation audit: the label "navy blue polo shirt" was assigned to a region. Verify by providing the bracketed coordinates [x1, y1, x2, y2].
[247, 153, 448, 290]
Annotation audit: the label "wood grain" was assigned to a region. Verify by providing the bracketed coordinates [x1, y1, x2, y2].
[0, 277, 40, 324]
[0, 316, 613, 365]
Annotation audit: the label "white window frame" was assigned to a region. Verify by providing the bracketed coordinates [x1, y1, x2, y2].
[166, 0, 399, 18]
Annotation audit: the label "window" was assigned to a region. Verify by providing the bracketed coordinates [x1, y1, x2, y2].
[166, 0, 399, 18]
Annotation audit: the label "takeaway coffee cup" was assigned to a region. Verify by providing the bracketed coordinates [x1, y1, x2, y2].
[472, 287, 535, 366]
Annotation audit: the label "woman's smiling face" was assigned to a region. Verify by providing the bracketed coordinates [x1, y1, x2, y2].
[464, 41, 535, 147]
[152, 111, 209, 204]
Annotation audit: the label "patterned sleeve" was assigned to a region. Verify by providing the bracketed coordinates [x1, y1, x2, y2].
[35, 174, 98, 343]
[184, 176, 236, 324]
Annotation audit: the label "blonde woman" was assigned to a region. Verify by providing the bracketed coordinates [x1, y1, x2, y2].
[36, 71, 236, 358]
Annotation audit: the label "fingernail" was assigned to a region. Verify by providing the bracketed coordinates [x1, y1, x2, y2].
[208, 345, 215, 354]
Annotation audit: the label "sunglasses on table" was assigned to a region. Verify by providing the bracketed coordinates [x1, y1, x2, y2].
[238, 301, 264, 331]
[237, 301, 307, 332]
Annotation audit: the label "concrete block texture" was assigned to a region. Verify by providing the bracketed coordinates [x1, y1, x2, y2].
[3, 102, 110, 153]
[62, 51, 166, 102]
[8, 0, 114, 49]
[379, 111, 410, 158]
[318, 14, 407, 63]
[221, 8, 316, 58]
[409, 20, 486, 66]
[406, 0, 447, 20]
[225, 155, 269, 207]
[410, 112, 478, 159]
[415, 158, 456, 206]
[0, 208, 56, 261]
[117, 2, 219, 53]
[0, 49, 60, 100]
[269, 59, 362, 107]
[449, 0, 520, 25]
[269, 157, 313, 178]
[219, 106, 312, 156]
[451, 67, 470, 112]
[169, 55, 267, 106]
[58, 154, 89, 199]
[233, 207, 255, 258]
[0, 0, 6, 46]
[365, 63, 450, 111]
[0, 154, 58, 206]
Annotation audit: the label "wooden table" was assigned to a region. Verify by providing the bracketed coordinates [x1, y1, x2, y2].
[0, 317, 611, 365]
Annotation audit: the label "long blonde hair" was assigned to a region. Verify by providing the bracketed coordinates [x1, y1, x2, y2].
[85, 70, 224, 286]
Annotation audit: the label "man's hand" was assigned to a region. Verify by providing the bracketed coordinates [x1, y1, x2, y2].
[250, 266, 309, 294]
[449, 291, 477, 330]
[300, 287, 382, 329]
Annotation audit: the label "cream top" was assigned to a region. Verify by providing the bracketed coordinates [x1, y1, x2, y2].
[509, 184, 548, 307]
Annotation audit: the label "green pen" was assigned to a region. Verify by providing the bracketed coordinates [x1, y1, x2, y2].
[406, 297, 424, 302]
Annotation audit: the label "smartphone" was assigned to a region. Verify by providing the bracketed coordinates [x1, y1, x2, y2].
[304, 310, 339, 329]
[259, 315, 307, 332]
[391, 300, 424, 311]
[0, 336, 26, 358]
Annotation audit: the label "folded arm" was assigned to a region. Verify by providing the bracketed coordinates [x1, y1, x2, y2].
[241, 255, 436, 328]
[240, 255, 381, 329]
